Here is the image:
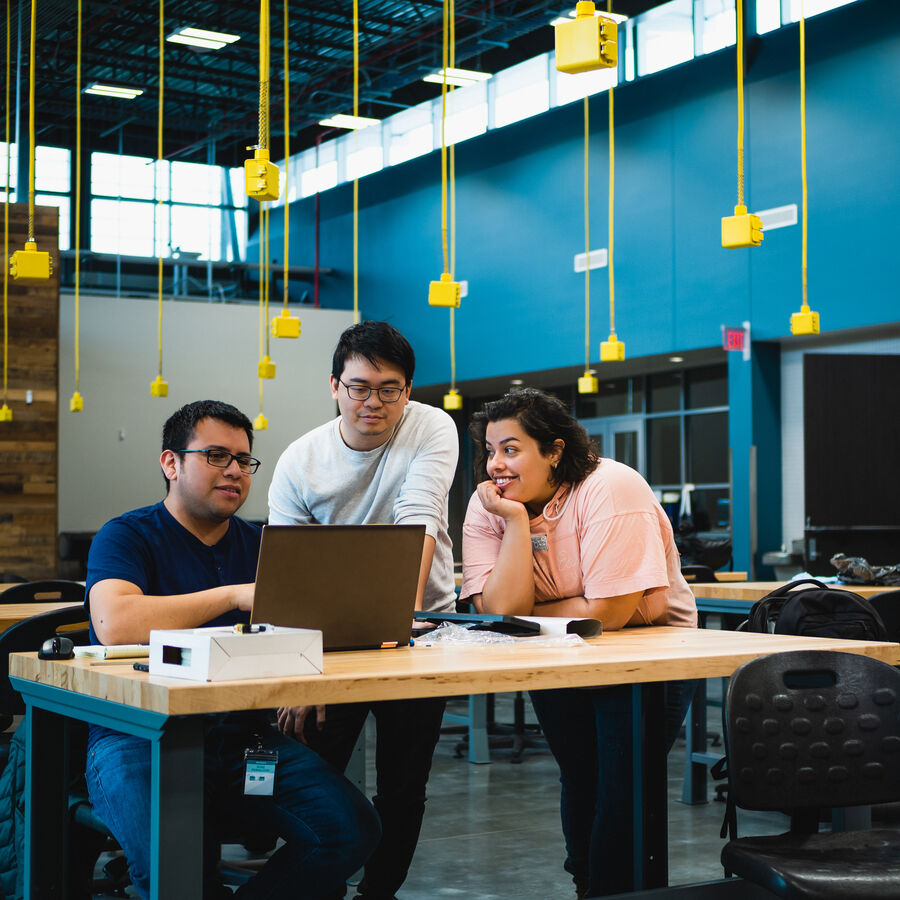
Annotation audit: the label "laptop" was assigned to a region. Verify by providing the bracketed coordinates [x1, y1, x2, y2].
[251, 524, 425, 651]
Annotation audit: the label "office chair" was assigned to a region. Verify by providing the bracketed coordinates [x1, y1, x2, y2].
[0, 580, 86, 605]
[720, 649, 900, 899]
[680, 564, 718, 583]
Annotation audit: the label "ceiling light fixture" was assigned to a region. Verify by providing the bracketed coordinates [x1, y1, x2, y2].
[422, 67, 492, 87]
[83, 83, 144, 99]
[669, 356, 684, 363]
[317, 113, 381, 130]
[166, 27, 240, 51]
[550, 8, 628, 26]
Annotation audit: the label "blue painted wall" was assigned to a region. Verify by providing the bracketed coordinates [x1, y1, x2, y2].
[265, 0, 899, 388]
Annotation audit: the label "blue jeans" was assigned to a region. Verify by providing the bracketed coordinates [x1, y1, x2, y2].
[529, 680, 695, 897]
[86, 716, 381, 900]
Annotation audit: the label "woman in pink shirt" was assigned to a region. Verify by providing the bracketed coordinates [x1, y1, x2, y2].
[461, 388, 697, 898]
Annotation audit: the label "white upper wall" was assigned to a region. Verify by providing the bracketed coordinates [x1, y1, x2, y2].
[58, 294, 353, 531]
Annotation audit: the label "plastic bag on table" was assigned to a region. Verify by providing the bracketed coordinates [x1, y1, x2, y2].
[415, 622, 586, 648]
[830, 553, 900, 587]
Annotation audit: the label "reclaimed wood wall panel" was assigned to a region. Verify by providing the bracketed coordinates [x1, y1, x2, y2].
[0, 204, 59, 579]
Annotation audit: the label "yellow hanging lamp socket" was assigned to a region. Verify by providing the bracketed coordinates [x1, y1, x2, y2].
[271, 308, 301, 338]
[600, 333, 625, 362]
[10, 240, 53, 280]
[245, 147, 280, 202]
[790, 306, 819, 335]
[253, 412, 269, 430]
[258, 355, 276, 379]
[721, 205, 763, 249]
[578, 372, 599, 394]
[0, 403, 12, 422]
[555, 1, 617, 75]
[150, 375, 169, 397]
[69, 391, 84, 412]
[428, 272, 461, 308]
[443, 388, 463, 411]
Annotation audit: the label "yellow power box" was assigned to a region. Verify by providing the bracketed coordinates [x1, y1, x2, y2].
[0, 403, 12, 422]
[428, 272, 461, 308]
[150, 376, 169, 397]
[258, 355, 276, 379]
[600, 335, 626, 362]
[253, 412, 269, 431]
[245, 148, 280, 202]
[69, 391, 84, 412]
[271, 309, 301, 338]
[10, 241, 53, 280]
[443, 389, 463, 411]
[577, 372, 599, 394]
[555, 2, 617, 74]
[722, 205, 764, 249]
[790, 308, 820, 335]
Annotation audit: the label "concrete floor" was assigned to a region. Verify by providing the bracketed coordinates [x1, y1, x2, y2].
[94, 692, 783, 898]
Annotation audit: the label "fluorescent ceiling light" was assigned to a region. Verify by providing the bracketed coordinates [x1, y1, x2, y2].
[422, 67, 492, 87]
[83, 83, 144, 99]
[551, 9, 628, 26]
[166, 27, 240, 50]
[317, 114, 381, 130]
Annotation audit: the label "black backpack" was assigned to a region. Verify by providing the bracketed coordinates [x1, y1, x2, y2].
[744, 578, 889, 641]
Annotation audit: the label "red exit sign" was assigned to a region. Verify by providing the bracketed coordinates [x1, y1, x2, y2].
[721, 322, 750, 359]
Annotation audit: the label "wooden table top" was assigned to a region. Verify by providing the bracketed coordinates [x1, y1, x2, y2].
[0, 602, 86, 633]
[690, 581, 890, 603]
[11, 625, 900, 718]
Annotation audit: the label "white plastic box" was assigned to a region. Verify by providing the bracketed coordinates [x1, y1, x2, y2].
[149, 625, 323, 682]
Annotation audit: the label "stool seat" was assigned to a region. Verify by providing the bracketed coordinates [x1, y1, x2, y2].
[722, 828, 900, 900]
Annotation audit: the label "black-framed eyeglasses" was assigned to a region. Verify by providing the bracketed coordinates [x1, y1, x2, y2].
[338, 379, 406, 403]
[174, 448, 261, 475]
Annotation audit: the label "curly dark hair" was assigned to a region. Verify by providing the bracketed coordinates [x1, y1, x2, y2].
[469, 388, 599, 487]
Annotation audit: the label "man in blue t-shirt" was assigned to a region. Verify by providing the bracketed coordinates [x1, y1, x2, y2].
[85, 400, 379, 900]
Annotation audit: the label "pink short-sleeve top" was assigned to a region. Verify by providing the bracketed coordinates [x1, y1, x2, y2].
[461, 459, 697, 628]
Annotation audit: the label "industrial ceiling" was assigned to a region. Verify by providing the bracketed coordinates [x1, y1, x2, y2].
[2, 0, 671, 167]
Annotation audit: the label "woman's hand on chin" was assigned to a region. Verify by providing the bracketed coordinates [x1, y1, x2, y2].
[477, 480, 527, 521]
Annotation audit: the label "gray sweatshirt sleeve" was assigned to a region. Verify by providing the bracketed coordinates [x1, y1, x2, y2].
[391, 408, 458, 539]
[267, 445, 314, 525]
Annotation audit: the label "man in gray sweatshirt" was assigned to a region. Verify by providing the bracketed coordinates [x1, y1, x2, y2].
[268, 320, 458, 900]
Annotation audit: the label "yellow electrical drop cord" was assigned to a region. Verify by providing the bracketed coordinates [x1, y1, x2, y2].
[26, 0, 36, 243]
[156, 0, 164, 383]
[735, 0, 745, 210]
[73, 0, 82, 400]
[439, 0, 449, 277]
[282, 0, 289, 309]
[608, 77, 615, 338]
[584, 95, 590, 373]
[264, 203, 270, 357]
[259, 0, 269, 152]
[352, 0, 359, 324]
[799, 2, 809, 314]
[258, 207, 264, 361]
[2, 0, 9, 414]
[448, 0, 456, 392]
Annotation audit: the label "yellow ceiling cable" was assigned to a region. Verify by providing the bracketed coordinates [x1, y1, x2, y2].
[442, 0, 462, 411]
[352, 0, 359, 324]
[789, 0, 818, 335]
[576, 94, 596, 392]
[254, 0, 275, 430]
[721, 0, 762, 250]
[69, 0, 83, 411]
[1, 0, 10, 421]
[428, 0, 462, 318]
[150, 0, 168, 396]
[9, 0, 52, 281]
[271, 0, 300, 339]
[599, 12, 624, 365]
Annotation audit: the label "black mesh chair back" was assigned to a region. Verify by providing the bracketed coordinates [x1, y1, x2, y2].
[680, 564, 717, 583]
[0, 605, 90, 718]
[867, 591, 900, 644]
[725, 649, 900, 813]
[0, 579, 86, 605]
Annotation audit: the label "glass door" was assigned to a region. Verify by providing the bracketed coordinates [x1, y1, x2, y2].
[578, 415, 645, 476]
